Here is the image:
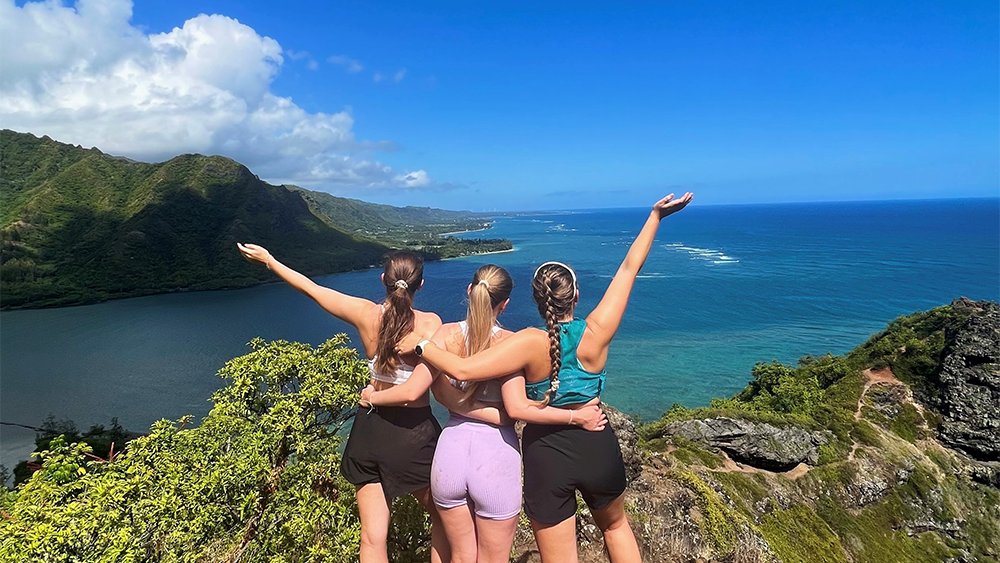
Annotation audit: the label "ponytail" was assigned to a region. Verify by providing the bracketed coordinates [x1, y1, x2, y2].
[374, 252, 423, 375]
[458, 265, 513, 403]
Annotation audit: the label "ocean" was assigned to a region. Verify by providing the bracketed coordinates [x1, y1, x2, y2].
[1, 198, 997, 469]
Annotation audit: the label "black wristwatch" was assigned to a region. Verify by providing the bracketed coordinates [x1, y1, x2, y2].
[414, 340, 432, 356]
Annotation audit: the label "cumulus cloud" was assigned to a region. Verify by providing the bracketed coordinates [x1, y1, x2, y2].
[0, 0, 433, 190]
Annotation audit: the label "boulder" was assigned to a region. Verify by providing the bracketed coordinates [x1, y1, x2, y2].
[934, 299, 1000, 461]
[656, 417, 828, 471]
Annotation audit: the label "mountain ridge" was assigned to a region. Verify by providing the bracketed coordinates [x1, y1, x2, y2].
[0, 130, 506, 309]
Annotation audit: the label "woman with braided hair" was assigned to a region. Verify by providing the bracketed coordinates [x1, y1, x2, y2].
[236, 245, 449, 563]
[361, 264, 608, 563]
[397, 192, 694, 563]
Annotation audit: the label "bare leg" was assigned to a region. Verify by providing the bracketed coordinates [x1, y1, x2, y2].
[591, 494, 641, 563]
[475, 514, 519, 563]
[357, 484, 391, 563]
[412, 486, 450, 563]
[531, 515, 579, 563]
[436, 503, 479, 563]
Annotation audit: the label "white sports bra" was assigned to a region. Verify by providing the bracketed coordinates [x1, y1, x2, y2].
[448, 321, 504, 403]
[369, 357, 416, 385]
[368, 303, 417, 385]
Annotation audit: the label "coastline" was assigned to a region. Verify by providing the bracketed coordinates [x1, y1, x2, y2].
[439, 246, 516, 261]
[436, 224, 494, 236]
[0, 246, 518, 312]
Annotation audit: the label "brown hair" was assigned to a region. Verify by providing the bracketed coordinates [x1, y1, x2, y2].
[374, 251, 424, 375]
[531, 263, 577, 405]
[459, 265, 514, 403]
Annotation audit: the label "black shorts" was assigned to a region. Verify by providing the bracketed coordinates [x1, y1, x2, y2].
[522, 423, 627, 525]
[340, 405, 441, 500]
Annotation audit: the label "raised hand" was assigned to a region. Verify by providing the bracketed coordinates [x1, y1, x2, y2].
[653, 192, 694, 219]
[574, 404, 608, 432]
[237, 243, 272, 267]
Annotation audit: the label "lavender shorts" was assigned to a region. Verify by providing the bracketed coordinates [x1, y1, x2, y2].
[431, 414, 523, 520]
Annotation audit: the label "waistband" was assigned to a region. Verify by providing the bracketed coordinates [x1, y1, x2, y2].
[446, 412, 513, 430]
[367, 404, 436, 426]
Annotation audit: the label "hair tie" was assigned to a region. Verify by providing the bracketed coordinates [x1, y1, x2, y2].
[394, 279, 408, 290]
[477, 279, 490, 289]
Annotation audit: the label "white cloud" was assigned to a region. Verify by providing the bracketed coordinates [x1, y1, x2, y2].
[394, 68, 407, 83]
[307, 59, 319, 71]
[373, 72, 383, 83]
[286, 49, 310, 61]
[0, 0, 432, 190]
[327, 54, 363, 73]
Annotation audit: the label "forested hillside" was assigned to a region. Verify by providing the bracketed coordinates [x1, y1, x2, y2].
[0, 131, 506, 309]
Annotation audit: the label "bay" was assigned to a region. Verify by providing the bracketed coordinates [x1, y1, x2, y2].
[2, 198, 998, 468]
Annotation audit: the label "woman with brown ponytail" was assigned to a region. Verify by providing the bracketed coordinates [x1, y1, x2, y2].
[363, 264, 608, 563]
[236, 245, 448, 563]
[397, 193, 694, 563]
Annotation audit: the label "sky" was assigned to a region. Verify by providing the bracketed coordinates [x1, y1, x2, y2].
[1, 0, 997, 211]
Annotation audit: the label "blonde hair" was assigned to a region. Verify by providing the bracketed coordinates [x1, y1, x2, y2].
[530, 262, 577, 405]
[459, 264, 513, 403]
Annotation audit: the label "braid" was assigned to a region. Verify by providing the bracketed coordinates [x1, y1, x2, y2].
[540, 277, 563, 406]
[531, 262, 576, 407]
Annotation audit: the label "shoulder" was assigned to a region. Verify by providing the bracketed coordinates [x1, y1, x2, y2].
[414, 309, 443, 329]
[516, 327, 551, 346]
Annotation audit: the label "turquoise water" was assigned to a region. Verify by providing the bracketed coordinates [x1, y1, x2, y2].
[2, 198, 997, 468]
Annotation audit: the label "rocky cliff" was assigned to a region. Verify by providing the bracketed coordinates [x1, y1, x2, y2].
[511, 299, 1000, 563]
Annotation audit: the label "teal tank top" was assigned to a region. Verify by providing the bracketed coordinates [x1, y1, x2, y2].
[525, 319, 606, 406]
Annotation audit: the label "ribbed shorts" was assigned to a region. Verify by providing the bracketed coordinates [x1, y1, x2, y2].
[521, 423, 627, 525]
[431, 414, 522, 520]
[340, 405, 441, 500]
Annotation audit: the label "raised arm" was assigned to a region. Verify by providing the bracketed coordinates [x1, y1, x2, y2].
[397, 328, 548, 382]
[500, 376, 607, 430]
[237, 243, 374, 327]
[583, 193, 693, 360]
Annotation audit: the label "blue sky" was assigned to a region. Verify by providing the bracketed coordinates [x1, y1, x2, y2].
[4, 1, 998, 210]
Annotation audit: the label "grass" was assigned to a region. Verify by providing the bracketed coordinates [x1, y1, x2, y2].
[759, 505, 848, 563]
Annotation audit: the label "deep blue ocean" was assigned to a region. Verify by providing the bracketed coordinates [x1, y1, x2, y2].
[2, 198, 998, 468]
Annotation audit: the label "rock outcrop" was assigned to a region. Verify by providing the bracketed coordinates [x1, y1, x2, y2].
[932, 298, 1000, 461]
[654, 417, 828, 471]
[603, 403, 643, 483]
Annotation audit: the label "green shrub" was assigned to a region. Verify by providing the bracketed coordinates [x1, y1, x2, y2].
[0, 336, 430, 562]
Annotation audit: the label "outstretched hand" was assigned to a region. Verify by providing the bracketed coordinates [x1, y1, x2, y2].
[237, 243, 272, 267]
[396, 331, 423, 355]
[653, 192, 693, 219]
[574, 405, 608, 432]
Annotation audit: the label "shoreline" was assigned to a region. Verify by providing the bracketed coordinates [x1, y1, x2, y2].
[0, 247, 518, 312]
[439, 247, 516, 261]
[437, 224, 494, 236]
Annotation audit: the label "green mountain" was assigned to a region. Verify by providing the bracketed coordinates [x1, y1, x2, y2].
[0, 130, 503, 309]
[289, 186, 492, 241]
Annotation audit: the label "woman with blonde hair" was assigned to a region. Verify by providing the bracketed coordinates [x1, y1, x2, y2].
[362, 264, 607, 563]
[236, 245, 449, 563]
[398, 193, 693, 563]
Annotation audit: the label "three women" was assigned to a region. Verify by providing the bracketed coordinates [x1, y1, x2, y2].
[238, 190, 693, 563]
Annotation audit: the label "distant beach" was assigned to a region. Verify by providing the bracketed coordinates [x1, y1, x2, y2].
[437, 224, 494, 236]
